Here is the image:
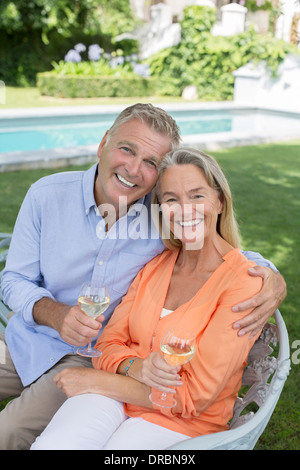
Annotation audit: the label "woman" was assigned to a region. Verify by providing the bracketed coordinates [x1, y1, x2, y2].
[31, 148, 262, 450]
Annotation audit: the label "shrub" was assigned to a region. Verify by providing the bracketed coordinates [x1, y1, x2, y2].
[239, 0, 273, 12]
[37, 73, 157, 98]
[147, 5, 298, 100]
[0, 0, 138, 86]
[37, 42, 156, 97]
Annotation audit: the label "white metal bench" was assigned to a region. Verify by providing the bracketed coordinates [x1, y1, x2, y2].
[169, 309, 290, 450]
[0, 233, 12, 332]
[0, 233, 290, 449]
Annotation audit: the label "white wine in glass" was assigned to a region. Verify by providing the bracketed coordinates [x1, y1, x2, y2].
[78, 295, 110, 319]
[149, 327, 195, 408]
[76, 283, 110, 357]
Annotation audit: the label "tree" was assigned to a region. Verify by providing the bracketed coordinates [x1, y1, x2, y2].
[0, 0, 137, 85]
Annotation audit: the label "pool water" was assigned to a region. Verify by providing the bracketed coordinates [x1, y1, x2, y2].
[0, 114, 117, 153]
[0, 109, 299, 153]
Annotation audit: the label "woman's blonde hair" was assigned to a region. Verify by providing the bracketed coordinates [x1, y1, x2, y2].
[151, 147, 241, 250]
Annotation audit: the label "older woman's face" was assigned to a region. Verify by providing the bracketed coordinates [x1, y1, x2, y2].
[159, 164, 223, 249]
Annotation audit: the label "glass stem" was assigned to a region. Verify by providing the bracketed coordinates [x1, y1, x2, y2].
[87, 340, 92, 352]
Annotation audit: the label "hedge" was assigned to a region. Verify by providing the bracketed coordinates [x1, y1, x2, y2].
[37, 73, 158, 98]
[148, 6, 299, 100]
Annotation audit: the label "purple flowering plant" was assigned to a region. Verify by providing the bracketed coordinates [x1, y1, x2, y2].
[64, 49, 82, 63]
[74, 43, 86, 53]
[88, 44, 103, 61]
[133, 63, 150, 78]
[56, 43, 151, 79]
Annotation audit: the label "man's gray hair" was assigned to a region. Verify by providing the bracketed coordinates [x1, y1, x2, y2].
[107, 103, 181, 149]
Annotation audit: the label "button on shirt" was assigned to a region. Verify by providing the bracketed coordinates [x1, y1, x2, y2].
[2, 164, 165, 385]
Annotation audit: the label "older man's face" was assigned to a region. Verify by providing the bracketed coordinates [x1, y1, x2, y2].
[95, 119, 172, 214]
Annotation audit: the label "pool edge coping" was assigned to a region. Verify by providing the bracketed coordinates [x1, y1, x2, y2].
[1, 101, 300, 172]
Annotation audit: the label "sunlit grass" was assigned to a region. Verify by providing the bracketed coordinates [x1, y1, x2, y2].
[0, 139, 299, 449]
[1, 86, 186, 109]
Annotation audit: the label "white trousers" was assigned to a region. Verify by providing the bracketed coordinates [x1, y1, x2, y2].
[30, 394, 189, 450]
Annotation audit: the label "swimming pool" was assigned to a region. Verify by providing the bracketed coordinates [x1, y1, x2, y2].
[0, 103, 300, 171]
[1, 106, 300, 153]
[0, 111, 233, 153]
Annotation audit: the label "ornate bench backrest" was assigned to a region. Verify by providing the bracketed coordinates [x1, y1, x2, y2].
[230, 322, 279, 428]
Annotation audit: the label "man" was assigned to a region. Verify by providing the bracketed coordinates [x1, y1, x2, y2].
[0, 104, 286, 449]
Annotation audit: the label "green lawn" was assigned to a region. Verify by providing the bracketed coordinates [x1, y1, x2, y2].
[1, 86, 186, 109]
[0, 140, 299, 449]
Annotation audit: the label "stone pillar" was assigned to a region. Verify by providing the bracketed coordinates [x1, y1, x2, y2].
[220, 3, 247, 35]
[275, 0, 300, 42]
[212, 3, 247, 36]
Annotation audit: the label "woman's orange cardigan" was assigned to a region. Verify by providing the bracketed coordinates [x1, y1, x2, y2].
[94, 248, 262, 438]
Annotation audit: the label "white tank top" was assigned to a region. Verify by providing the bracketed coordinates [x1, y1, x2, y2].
[160, 308, 174, 318]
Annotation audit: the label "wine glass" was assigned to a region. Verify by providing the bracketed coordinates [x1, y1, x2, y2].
[149, 327, 195, 408]
[76, 283, 110, 357]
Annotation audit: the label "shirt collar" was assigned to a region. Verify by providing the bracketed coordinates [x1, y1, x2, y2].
[83, 163, 99, 215]
[82, 163, 150, 217]
[83, 163, 148, 217]
[127, 195, 146, 216]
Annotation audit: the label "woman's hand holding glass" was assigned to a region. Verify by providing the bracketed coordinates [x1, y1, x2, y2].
[128, 338, 190, 409]
[138, 351, 183, 395]
[148, 328, 195, 408]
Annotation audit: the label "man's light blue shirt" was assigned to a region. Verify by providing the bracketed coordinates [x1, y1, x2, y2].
[2, 164, 277, 386]
[2, 164, 165, 385]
